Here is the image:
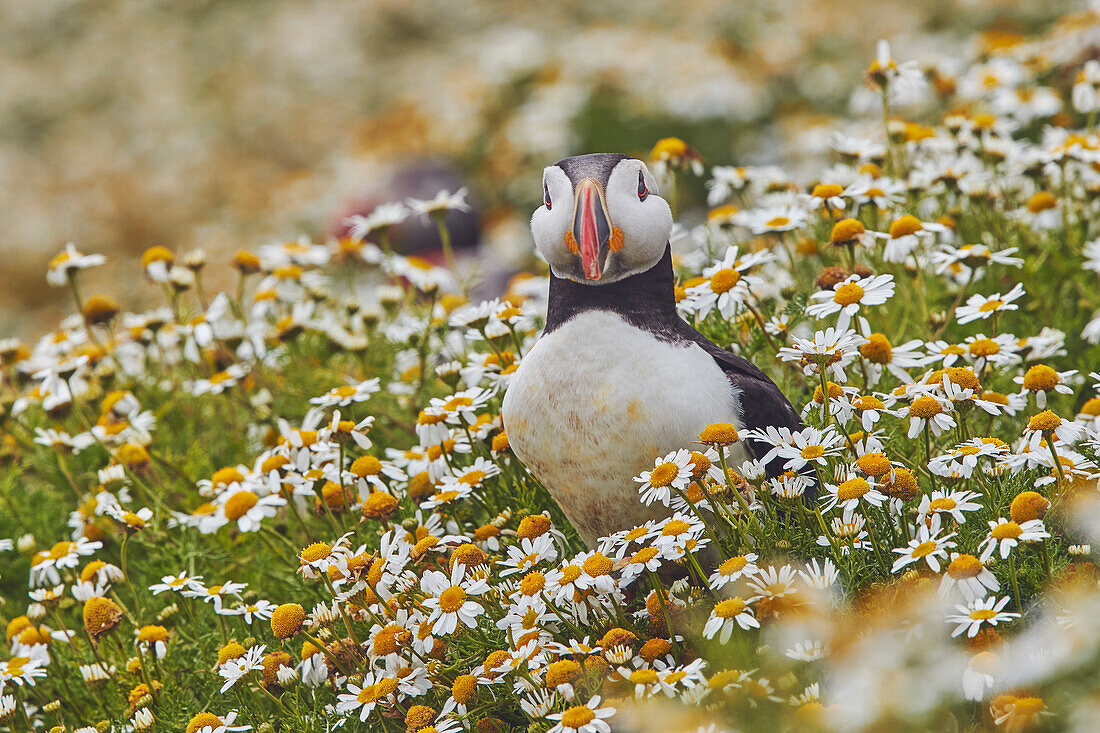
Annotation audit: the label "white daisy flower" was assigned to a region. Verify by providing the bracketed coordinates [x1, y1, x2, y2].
[806, 274, 895, 328]
[344, 201, 410, 240]
[703, 597, 759, 642]
[778, 327, 866, 382]
[682, 246, 774, 320]
[946, 596, 1019, 638]
[634, 449, 694, 507]
[218, 645, 265, 693]
[546, 695, 616, 733]
[215, 490, 285, 533]
[407, 188, 471, 219]
[708, 553, 759, 590]
[821, 475, 888, 513]
[46, 243, 106, 287]
[891, 526, 957, 573]
[955, 283, 1026, 325]
[421, 563, 489, 636]
[335, 670, 401, 721]
[917, 489, 983, 530]
[770, 426, 846, 472]
[940, 553, 1000, 601]
[310, 378, 381, 407]
[898, 393, 956, 438]
[978, 518, 1050, 562]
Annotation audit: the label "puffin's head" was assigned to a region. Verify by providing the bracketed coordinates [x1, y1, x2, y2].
[531, 153, 672, 284]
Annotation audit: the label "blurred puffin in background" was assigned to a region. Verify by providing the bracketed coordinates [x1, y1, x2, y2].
[502, 153, 806, 546]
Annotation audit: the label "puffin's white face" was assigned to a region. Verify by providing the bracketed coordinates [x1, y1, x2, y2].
[531, 157, 672, 285]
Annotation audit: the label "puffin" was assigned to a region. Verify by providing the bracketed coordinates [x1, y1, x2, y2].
[501, 153, 807, 547]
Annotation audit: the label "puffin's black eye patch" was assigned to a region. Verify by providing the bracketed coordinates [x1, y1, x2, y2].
[544, 183, 552, 209]
[638, 170, 648, 201]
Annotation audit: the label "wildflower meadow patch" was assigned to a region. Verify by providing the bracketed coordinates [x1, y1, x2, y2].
[4, 11, 1100, 733]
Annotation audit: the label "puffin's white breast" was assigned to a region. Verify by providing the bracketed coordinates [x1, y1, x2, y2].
[501, 310, 745, 544]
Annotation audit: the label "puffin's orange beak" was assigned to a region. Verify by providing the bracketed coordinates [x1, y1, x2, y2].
[568, 178, 613, 281]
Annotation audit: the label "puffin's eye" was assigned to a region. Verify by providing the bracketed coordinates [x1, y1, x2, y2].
[543, 183, 552, 209]
[637, 170, 648, 201]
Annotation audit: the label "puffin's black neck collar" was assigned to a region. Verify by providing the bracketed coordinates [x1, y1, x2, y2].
[544, 245, 681, 338]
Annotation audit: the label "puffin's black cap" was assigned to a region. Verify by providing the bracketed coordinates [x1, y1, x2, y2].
[555, 153, 631, 186]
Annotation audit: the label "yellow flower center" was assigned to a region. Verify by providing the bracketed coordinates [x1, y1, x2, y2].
[648, 462, 680, 488]
[1012, 697, 1046, 715]
[836, 477, 870, 501]
[818, 383, 844, 402]
[978, 299, 1004, 313]
[83, 596, 122, 636]
[909, 395, 943, 419]
[968, 338, 1000, 357]
[719, 556, 748, 576]
[859, 333, 892, 364]
[457, 470, 487, 486]
[142, 246, 174, 268]
[631, 669, 659, 685]
[801, 445, 825, 460]
[650, 137, 688, 159]
[560, 565, 582, 584]
[300, 542, 332, 564]
[855, 395, 885, 411]
[911, 540, 937, 558]
[1026, 191, 1057, 213]
[812, 183, 844, 199]
[1010, 492, 1050, 524]
[947, 554, 984, 579]
[271, 603, 305, 639]
[710, 268, 742, 295]
[560, 706, 596, 728]
[223, 491, 258, 521]
[856, 453, 891, 477]
[582, 553, 613, 577]
[350, 456, 382, 477]
[438, 586, 467, 613]
[1022, 365, 1059, 391]
[137, 620, 169, 638]
[1028, 410, 1061, 432]
[631, 547, 660, 564]
[357, 677, 398, 704]
[765, 216, 790, 228]
[662, 520, 691, 537]
[833, 283, 865, 306]
[929, 497, 957, 511]
[452, 674, 477, 704]
[546, 660, 581, 686]
[443, 396, 474, 411]
[889, 215, 923, 239]
[699, 422, 740, 444]
[991, 522, 1023, 540]
[49, 541, 75, 560]
[212, 467, 245, 487]
[187, 713, 223, 733]
[714, 598, 748, 618]
[707, 204, 739, 222]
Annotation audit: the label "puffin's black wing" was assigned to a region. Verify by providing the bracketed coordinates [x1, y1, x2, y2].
[678, 325, 814, 495]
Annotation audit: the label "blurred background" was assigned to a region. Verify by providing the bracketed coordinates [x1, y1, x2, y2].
[0, 0, 1084, 336]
